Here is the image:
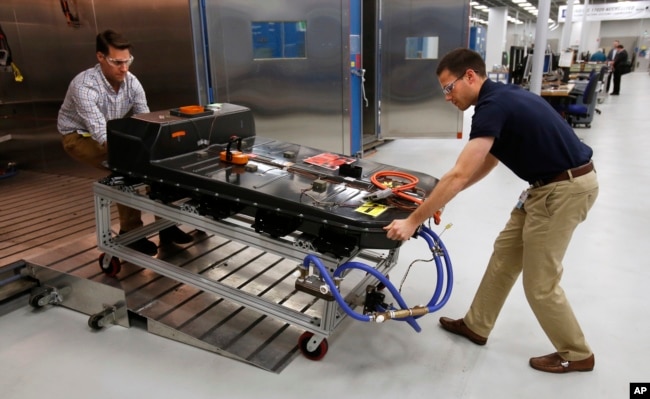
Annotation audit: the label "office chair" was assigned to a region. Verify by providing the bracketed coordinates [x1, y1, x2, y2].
[564, 71, 599, 128]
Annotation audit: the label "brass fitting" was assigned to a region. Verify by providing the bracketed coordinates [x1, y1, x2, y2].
[372, 306, 429, 323]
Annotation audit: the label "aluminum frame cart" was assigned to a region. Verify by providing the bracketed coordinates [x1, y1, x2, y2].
[94, 181, 402, 360]
[93, 104, 452, 360]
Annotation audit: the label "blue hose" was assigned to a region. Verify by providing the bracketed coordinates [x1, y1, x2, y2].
[300, 225, 453, 332]
[421, 225, 454, 314]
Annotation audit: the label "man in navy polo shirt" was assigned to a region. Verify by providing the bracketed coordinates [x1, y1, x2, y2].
[384, 48, 598, 374]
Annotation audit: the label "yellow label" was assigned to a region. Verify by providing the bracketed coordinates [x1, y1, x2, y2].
[355, 202, 389, 217]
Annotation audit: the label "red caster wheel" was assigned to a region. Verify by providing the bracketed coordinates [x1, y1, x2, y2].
[98, 253, 121, 277]
[298, 331, 328, 361]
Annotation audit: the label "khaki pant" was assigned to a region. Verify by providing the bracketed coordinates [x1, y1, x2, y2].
[464, 170, 598, 361]
[62, 133, 143, 231]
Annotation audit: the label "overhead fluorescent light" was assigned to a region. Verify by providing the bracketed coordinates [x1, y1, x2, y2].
[518, 2, 532, 8]
[473, 5, 489, 9]
[470, 1, 479, 5]
[511, 0, 527, 3]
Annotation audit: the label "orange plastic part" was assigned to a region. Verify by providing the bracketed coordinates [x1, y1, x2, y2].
[179, 105, 205, 114]
[220, 151, 249, 165]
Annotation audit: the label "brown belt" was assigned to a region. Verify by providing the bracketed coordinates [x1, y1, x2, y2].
[531, 161, 595, 188]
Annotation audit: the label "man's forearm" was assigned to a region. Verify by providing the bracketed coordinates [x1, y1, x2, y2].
[407, 173, 466, 225]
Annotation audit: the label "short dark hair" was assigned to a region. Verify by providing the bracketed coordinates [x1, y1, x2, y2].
[96, 30, 131, 54]
[436, 48, 486, 78]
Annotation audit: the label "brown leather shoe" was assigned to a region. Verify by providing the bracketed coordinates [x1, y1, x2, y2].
[529, 352, 595, 373]
[439, 317, 487, 346]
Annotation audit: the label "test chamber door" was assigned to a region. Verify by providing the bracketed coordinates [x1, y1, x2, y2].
[193, 0, 469, 155]
[197, 0, 356, 155]
[378, 0, 468, 140]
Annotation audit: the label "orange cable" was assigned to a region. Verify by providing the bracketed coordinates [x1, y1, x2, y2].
[371, 170, 441, 224]
[370, 170, 421, 204]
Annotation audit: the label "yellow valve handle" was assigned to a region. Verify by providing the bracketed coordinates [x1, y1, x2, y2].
[11, 62, 23, 82]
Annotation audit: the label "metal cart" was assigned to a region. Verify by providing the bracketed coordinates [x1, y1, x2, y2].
[94, 180, 401, 360]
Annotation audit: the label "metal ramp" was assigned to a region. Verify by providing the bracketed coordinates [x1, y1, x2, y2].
[0, 259, 129, 329]
[9, 233, 322, 373]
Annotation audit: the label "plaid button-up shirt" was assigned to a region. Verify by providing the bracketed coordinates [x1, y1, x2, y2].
[57, 64, 149, 145]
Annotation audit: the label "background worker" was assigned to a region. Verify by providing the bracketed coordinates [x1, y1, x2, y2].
[384, 48, 599, 374]
[589, 48, 606, 62]
[610, 44, 628, 95]
[57, 29, 193, 255]
[605, 39, 620, 93]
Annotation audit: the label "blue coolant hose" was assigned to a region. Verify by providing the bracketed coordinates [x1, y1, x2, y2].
[300, 225, 453, 332]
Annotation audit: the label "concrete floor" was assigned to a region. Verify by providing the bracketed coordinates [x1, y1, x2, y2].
[1, 71, 649, 399]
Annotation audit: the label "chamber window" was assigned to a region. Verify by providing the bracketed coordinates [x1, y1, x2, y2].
[252, 21, 306, 59]
[405, 36, 439, 59]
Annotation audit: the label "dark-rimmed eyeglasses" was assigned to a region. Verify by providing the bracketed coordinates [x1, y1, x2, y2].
[105, 55, 134, 68]
[442, 71, 467, 95]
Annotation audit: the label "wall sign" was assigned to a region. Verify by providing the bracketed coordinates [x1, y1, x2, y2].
[558, 1, 650, 22]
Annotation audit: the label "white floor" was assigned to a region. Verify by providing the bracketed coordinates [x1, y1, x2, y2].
[2, 72, 649, 399]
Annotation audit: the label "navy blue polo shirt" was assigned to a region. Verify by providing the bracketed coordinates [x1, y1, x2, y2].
[470, 79, 593, 184]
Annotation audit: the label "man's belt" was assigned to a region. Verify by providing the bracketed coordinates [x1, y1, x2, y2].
[61, 131, 91, 137]
[532, 161, 595, 188]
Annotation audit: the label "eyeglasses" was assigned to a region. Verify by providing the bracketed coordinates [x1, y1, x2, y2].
[105, 55, 134, 68]
[442, 71, 467, 95]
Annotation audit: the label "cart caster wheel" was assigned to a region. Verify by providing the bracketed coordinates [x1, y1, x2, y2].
[298, 332, 328, 361]
[88, 313, 104, 330]
[29, 293, 46, 309]
[98, 253, 121, 277]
